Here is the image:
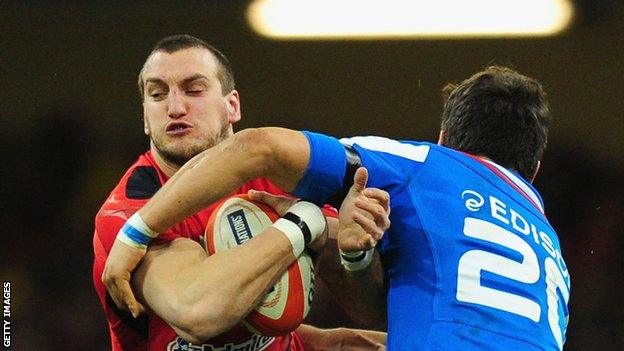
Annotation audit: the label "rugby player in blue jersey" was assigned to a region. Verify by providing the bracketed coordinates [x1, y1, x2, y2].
[105, 66, 570, 350]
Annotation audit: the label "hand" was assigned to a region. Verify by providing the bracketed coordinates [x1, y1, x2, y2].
[338, 167, 390, 252]
[247, 190, 298, 216]
[248, 189, 328, 253]
[101, 238, 147, 318]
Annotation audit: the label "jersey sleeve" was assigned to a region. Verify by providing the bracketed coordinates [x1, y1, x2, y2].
[292, 131, 348, 204]
[293, 131, 430, 205]
[95, 199, 146, 255]
[341, 136, 432, 192]
[95, 199, 182, 255]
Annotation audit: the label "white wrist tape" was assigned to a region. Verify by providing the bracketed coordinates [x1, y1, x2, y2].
[116, 212, 160, 250]
[273, 218, 306, 257]
[272, 201, 326, 257]
[340, 248, 374, 271]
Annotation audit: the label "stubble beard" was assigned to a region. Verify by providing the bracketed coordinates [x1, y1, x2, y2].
[151, 123, 232, 168]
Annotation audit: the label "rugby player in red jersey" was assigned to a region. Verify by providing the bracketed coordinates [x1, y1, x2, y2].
[93, 35, 388, 350]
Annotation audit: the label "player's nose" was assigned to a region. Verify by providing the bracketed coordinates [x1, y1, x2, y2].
[167, 90, 187, 119]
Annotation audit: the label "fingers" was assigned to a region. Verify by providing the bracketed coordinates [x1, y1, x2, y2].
[247, 190, 281, 211]
[107, 277, 145, 318]
[247, 189, 284, 203]
[339, 229, 375, 251]
[363, 188, 390, 215]
[351, 167, 369, 193]
[247, 189, 298, 216]
[354, 197, 391, 232]
[247, 189, 270, 202]
[352, 210, 385, 242]
[102, 239, 147, 318]
[357, 233, 376, 251]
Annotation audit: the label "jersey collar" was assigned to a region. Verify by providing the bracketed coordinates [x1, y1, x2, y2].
[464, 153, 545, 214]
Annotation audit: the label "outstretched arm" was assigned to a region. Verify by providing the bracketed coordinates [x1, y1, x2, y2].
[141, 128, 310, 232]
[317, 168, 389, 328]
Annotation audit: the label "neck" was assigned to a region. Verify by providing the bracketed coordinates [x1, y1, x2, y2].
[150, 144, 181, 178]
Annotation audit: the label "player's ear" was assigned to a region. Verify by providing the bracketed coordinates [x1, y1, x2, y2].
[142, 98, 151, 136]
[437, 130, 445, 146]
[143, 113, 150, 136]
[226, 90, 241, 124]
[143, 103, 150, 136]
[530, 161, 541, 183]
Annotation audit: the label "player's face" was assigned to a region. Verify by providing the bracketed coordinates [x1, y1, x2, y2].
[141, 48, 241, 167]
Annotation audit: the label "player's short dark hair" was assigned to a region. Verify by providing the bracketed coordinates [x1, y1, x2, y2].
[441, 66, 551, 181]
[138, 34, 235, 99]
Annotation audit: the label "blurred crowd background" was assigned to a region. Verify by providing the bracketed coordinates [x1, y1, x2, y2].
[1, 1, 622, 350]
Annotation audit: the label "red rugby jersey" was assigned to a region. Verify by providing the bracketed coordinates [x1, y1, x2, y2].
[93, 151, 332, 350]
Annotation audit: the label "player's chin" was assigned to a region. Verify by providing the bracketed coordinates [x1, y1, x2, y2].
[157, 145, 201, 165]
[168, 136, 201, 149]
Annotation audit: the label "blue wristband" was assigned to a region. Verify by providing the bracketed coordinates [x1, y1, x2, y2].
[121, 222, 152, 246]
[116, 212, 159, 249]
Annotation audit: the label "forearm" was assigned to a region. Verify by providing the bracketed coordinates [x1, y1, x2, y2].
[141, 128, 309, 233]
[134, 231, 295, 343]
[296, 324, 386, 351]
[316, 224, 387, 328]
[140, 130, 266, 233]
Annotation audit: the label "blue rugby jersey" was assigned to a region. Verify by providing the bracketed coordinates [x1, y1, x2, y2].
[293, 132, 571, 351]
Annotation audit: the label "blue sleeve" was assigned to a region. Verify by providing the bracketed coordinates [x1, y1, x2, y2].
[292, 131, 347, 205]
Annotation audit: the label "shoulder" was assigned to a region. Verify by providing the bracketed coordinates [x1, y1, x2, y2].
[125, 165, 162, 199]
[95, 153, 165, 253]
[101, 153, 165, 207]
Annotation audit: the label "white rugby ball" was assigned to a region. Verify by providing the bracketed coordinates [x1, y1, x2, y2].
[205, 194, 315, 336]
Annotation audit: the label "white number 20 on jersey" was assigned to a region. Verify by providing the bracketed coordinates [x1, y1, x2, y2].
[456, 218, 570, 350]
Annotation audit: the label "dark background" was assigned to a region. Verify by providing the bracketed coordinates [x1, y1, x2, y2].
[1, 1, 622, 350]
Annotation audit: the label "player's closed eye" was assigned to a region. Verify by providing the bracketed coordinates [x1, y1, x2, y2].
[147, 87, 166, 100]
[184, 84, 205, 95]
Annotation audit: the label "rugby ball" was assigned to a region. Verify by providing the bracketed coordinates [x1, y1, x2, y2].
[205, 195, 315, 336]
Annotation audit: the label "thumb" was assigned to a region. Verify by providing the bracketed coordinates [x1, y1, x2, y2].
[247, 189, 271, 203]
[130, 300, 146, 318]
[247, 190, 285, 210]
[352, 167, 368, 193]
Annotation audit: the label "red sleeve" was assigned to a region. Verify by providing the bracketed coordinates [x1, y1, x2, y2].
[95, 199, 184, 255]
[320, 205, 338, 218]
